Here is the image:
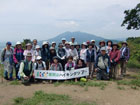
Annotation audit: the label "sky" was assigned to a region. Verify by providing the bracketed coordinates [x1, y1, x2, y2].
[0, 0, 140, 42]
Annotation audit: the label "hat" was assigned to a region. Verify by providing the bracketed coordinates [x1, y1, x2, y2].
[99, 40, 105, 45]
[42, 41, 49, 46]
[70, 43, 75, 46]
[122, 41, 128, 46]
[71, 37, 75, 39]
[52, 41, 56, 44]
[26, 53, 32, 57]
[100, 47, 106, 51]
[86, 41, 90, 44]
[61, 38, 66, 41]
[65, 42, 70, 45]
[6, 42, 12, 45]
[35, 45, 40, 49]
[50, 47, 55, 50]
[91, 40, 95, 42]
[112, 42, 119, 48]
[26, 43, 32, 46]
[53, 56, 59, 60]
[82, 42, 87, 46]
[36, 56, 42, 60]
[58, 43, 63, 47]
[16, 41, 21, 45]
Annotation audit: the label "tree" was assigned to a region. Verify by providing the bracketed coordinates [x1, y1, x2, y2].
[121, 3, 140, 30]
[22, 39, 31, 49]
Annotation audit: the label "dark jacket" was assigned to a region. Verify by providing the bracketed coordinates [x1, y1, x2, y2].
[86, 49, 96, 62]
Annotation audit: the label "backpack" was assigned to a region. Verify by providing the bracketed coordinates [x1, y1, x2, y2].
[35, 62, 45, 70]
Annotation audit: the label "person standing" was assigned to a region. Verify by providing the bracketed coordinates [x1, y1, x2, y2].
[13, 41, 24, 80]
[1, 42, 14, 80]
[86, 44, 96, 79]
[32, 39, 38, 51]
[80, 42, 87, 63]
[109, 43, 120, 79]
[41, 41, 50, 70]
[120, 41, 130, 77]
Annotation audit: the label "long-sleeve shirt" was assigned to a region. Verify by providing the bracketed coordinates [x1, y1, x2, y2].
[109, 49, 120, 62]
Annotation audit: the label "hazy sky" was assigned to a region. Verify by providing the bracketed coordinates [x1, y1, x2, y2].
[0, 0, 140, 42]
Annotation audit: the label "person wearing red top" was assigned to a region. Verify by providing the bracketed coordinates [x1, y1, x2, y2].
[109, 43, 120, 79]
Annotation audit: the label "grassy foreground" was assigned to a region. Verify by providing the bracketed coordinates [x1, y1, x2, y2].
[13, 91, 97, 105]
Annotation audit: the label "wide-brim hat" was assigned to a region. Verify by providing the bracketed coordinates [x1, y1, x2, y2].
[36, 56, 42, 60]
[26, 43, 32, 46]
[81, 42, 87, 46]
[100, 47, 106, 51]
[99, 40, 105, 45]
[42, 41, 49, 46]
[122, 41, 128, 46]
[53, 56, 59, 60]
[35, 45, 41, 49]
[26, 53, 32, 57]
[16, 41, 21, 45]
[112, 42, 119, 48]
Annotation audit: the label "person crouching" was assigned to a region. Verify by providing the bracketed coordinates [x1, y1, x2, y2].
[95, 47, 111, 80]
[19, 53, 34, 85]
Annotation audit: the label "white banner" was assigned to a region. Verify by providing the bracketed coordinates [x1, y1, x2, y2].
[34, 67, 89, 80]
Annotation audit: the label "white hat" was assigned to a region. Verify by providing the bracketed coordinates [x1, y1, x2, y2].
[36, 56, 42, 60]
[16, 41, 21, 45]
[71, 37, 75, 39]
[35, 45, 40, 49]
[61, 38, 66, 41]
[52, 41, 56, 44]
[91, 40, 95, 42]
[26, 43, 32, 46]
[65, 42, 70, 45]
[42, 41, 49, 45]
[100, 47, 106, 51]
[82, 42, 87, 46]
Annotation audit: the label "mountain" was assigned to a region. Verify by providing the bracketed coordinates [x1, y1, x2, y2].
[39, 31, 112, 45]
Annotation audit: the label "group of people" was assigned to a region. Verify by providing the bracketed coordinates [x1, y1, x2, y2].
[0, 37, 130, 84]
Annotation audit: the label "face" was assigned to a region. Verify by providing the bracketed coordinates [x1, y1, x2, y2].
[51, 49, 55, 53]
[62, 40, 66, 43]
[71, 45, 74, 49]
[37, 60, 42, 64]
[122, 43, 126, 47]
[17, 44, 22, 49]
[68, 59, 73, 63]
[108, 42, 112, 46]
[36, 48, 40, 52]
[26, 56, 32, 61]
[59, 45, 63, 48]
[100, 42, 105, 47]
[52, 43, 56, 47]
[89, 45, 92, 49]
[91, 42, 95, 45]
[76, 45, 80, 49]
[54, 59, 58, 63]
[33, 40, 37, 45]
[71, 38, 75, 42]
[82, 45, 86, 49]
[78, 60, 83, 65]
[7, 44, 11, 49]
[113, 45, 117, 50]
[27, 45, 32, 50]
[44, 44, 48, 48]
[101, 50, 106, 55]
[66, 44, 70, 48]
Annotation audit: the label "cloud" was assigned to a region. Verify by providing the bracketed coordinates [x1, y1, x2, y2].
[0, 0, 140, 41]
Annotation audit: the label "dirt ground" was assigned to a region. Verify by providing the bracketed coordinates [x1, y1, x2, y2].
[0, 69, 140, 105]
